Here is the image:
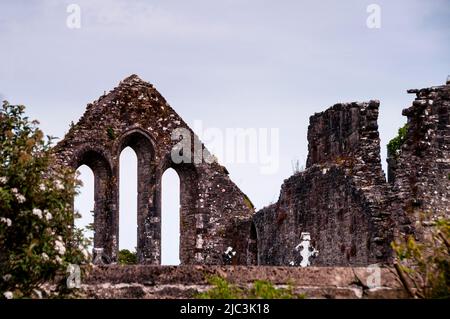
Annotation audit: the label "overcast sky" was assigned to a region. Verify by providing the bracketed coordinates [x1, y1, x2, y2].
[1, 0, 449, 264]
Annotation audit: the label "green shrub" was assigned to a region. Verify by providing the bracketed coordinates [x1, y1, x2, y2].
[387, 123, 408, 157]
[0, 101, 90, 299]
[247, 280, 303, 299]
[118, 249, 137, 265]
[391, 217, 449, 299]
[197, 276, 243, 299]
[196, 275, 305, 299]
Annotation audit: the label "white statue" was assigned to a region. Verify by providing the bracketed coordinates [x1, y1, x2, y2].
[295, 232, 319, 267]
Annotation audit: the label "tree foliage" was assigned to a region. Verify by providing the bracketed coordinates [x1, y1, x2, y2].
[0, 101, 90, 299]
[118, 249, 137, 265]
[387, 123, 409, 157]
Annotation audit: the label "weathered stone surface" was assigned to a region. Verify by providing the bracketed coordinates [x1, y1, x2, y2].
[388, 82, 450, 240]
[77, 265, 408, 299]
[54, 75, 254, 265]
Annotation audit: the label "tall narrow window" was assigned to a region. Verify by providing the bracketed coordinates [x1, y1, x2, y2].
[161, 168, 180, 265]
[74, 165, 94, 251]
[119, 147, 138, 253]
[247, 222, 258, 265]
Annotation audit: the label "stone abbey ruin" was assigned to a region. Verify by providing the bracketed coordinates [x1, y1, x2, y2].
[55, 75, 450, 268]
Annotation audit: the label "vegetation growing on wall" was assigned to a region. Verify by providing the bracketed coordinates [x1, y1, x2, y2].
[106, 127, 116, 140]
[196, 275, 305, 299]
[387, 123, 409, 157]
[243, 194, 254, 210]
[291, 159, 304, 174]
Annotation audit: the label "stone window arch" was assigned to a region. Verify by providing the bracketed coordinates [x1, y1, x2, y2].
[72, 148, 114, 263]
[159, 157, 199, 265]
[161, 167, 181, 265]
[117, 129, 156, 263]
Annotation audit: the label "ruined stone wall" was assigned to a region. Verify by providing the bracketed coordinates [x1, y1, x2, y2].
[54, 74, 448, 268]
[388, 81, 450, 239]
[76, 265, 408, 299]
[54, 75, 254, 265]
[254, 101, 392, 266]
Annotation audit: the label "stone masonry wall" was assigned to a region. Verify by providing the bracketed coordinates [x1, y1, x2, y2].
[254, 101, 392, 266]
[76, 265, 408, 299]
[54, 75, 254, 265]
[388, 81, 450, 239]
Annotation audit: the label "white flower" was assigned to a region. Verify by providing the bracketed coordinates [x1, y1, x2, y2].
[0, 177, 7, 184]
[81, 248, 89, 259]
[55, 256, 63, 264]
[11, 188, 26, 203]
[79, 244, 89, 259]
[41, 253, 49, 261]
[0, 217, 12, 227]
[32, 289, 42, 299]
[2, 274, 12, 281]
[39, 183, 46, 192]
[17, 194, 26, 203]
[15, 193, 26, 203]
[44, 210, 52, 221]
[32, 208, 43, 219]
[3, 291, 13, 299]
[54, 240, 66, 255]
[54, 180, 64, 190]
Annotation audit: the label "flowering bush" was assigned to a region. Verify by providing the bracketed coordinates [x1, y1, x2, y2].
[0, 101, 90, 299]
